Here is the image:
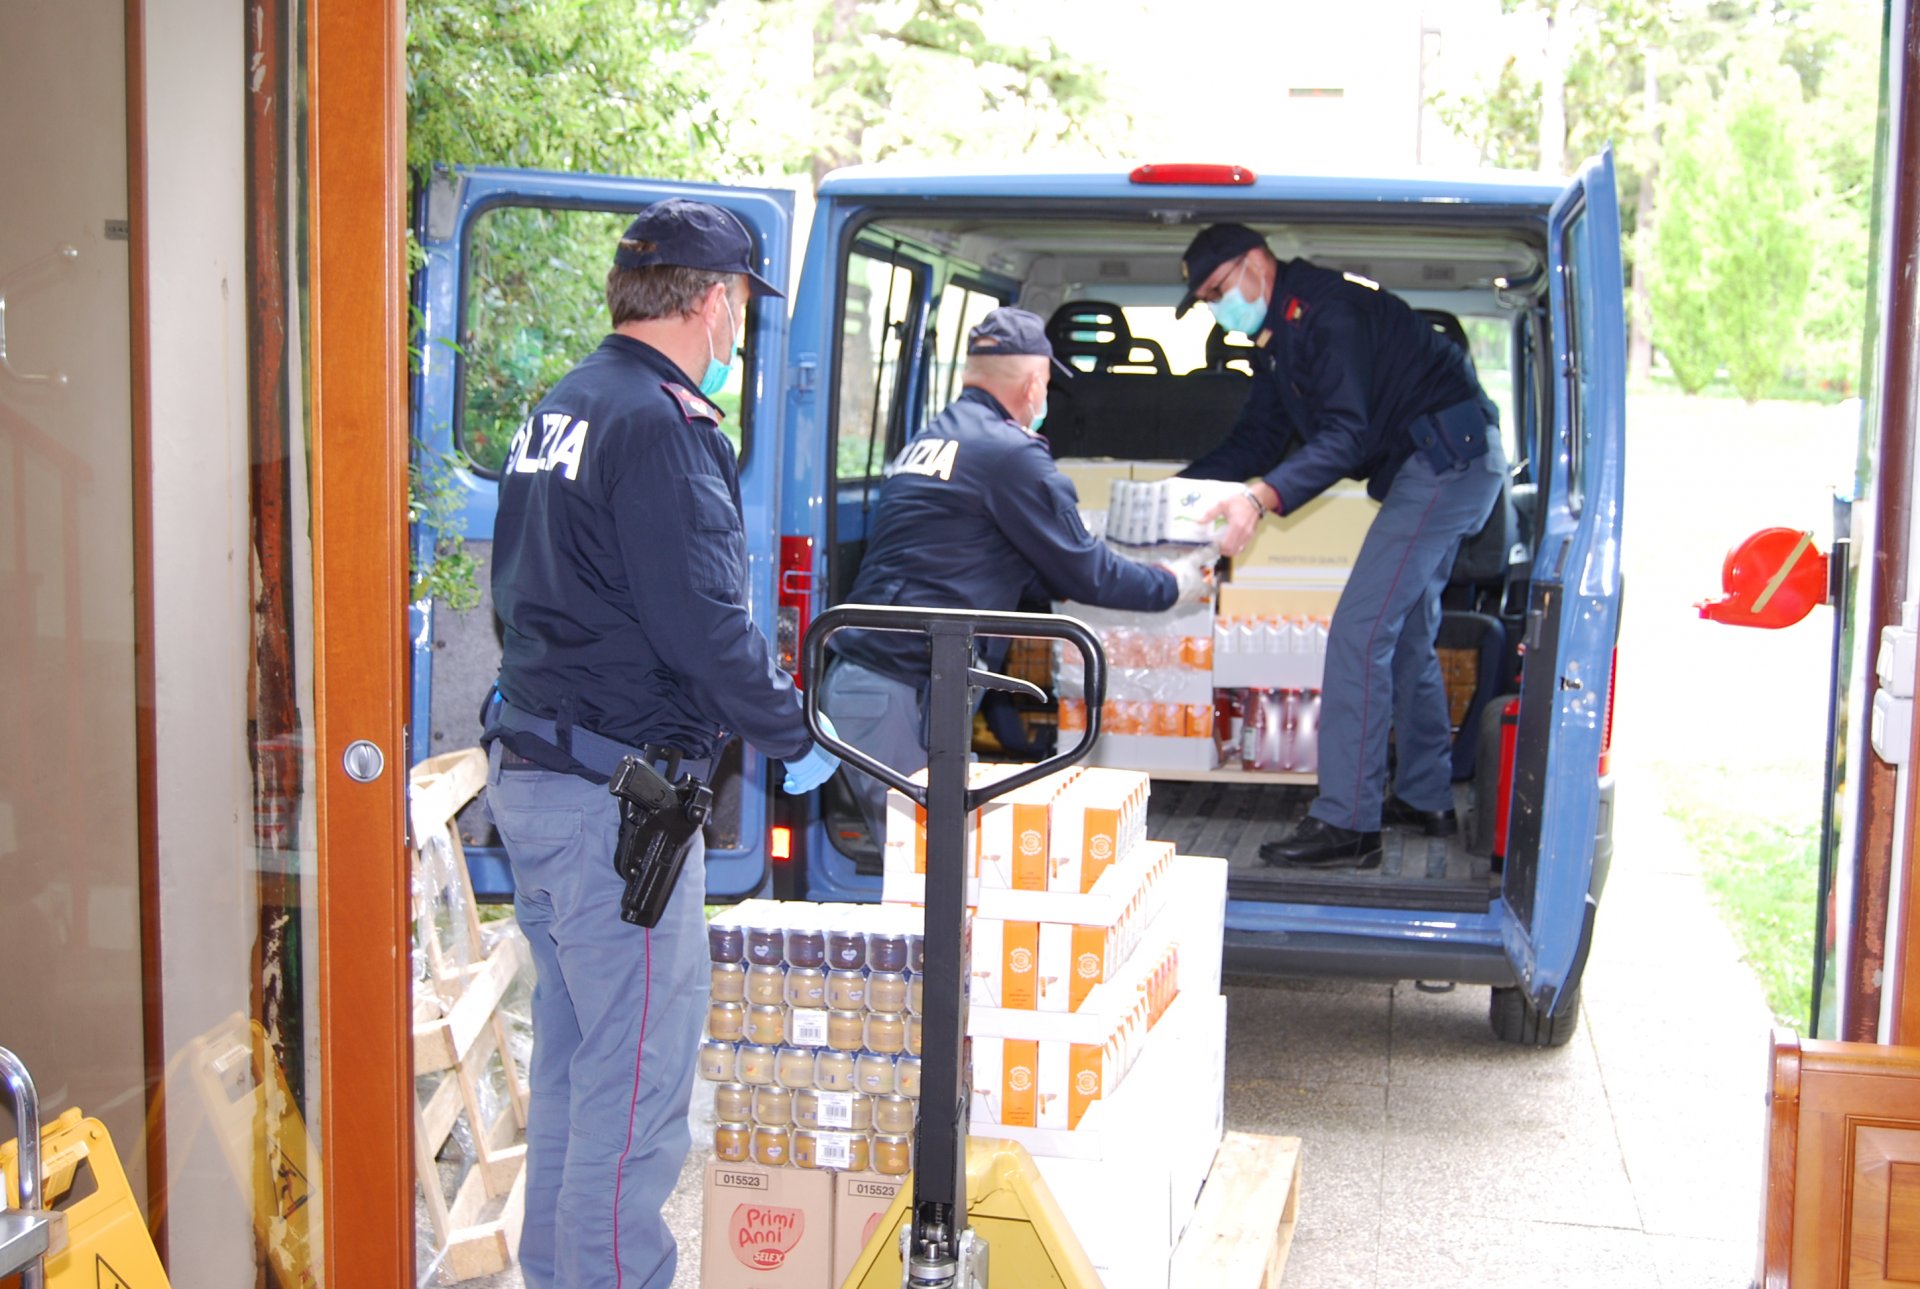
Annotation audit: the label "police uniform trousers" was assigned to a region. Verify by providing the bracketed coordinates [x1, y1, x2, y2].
[819, 655, 928, 842]
[1308, 435, 1506, 833]
[485, 741, 707, 1289]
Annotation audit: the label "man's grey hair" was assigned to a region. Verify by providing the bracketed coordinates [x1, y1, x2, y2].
[606, 263, 735, 327]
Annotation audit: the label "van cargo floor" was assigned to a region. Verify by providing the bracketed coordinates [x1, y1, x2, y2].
[1146, 781, 1496, 913]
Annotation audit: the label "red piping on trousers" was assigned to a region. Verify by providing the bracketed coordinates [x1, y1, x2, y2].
[612, 927, 653, 1286]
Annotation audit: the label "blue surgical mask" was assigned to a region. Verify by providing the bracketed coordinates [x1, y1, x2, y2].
[1029, 406, 1048, 434]
[700, 297, 739, 397]
[1209, 284, 1268, 337]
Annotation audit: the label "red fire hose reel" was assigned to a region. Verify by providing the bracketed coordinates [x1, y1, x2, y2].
[1697, 527, 1831, 629]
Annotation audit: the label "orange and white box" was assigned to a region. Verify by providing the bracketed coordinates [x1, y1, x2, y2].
[977, 768, 1082, 892]
[882, 764, 1021, 905]
[1049, 768, 1150, 893]
[970, 1026, 1133, 1130]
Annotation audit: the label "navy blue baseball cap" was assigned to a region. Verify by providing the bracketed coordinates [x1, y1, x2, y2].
[614, 199, 785, 298]
[1174, 223, 1269, 319]
[967, 307, 1072, 378]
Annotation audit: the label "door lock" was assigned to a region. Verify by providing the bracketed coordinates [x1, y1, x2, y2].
[342, 740, 385, 783]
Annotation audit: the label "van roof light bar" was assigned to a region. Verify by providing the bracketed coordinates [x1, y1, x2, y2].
[1130, 163, 1257, 186]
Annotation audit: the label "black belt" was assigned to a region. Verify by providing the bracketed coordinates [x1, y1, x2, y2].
[487, 694, 709, 780]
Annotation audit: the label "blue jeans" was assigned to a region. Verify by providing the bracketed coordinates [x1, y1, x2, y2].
[485, 742, 707, 1289]
[1309, 440, 1506, 832]
[818, 656, 928, 841]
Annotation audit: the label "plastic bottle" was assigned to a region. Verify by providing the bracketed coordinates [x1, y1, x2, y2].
[1291, 689, 1320, 773]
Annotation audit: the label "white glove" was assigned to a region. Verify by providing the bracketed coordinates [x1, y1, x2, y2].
[1159, 546, 1219, 603]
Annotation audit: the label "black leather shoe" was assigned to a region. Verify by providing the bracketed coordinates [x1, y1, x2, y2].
[1381, 795, 1458, 838]
[1259, 818, 1383, 869]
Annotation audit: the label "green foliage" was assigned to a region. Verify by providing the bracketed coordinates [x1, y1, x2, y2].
[410, 440, 484, 611]
[1648, 91, 1720, 394]
[1432, 57, 1541, 169]
[406, 0, 720, 179]
[1714, 69, 1814, 403]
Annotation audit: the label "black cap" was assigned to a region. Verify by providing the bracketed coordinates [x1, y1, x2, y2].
[1175, 223, 1268, 319]
[967, 306, 1073, 378]
[613, 198, 785, 299]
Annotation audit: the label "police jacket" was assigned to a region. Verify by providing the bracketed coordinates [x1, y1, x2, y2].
[1183, 259, 1491, 510]
[489, 334, 811, 770]
[832, 386, 1178, 685]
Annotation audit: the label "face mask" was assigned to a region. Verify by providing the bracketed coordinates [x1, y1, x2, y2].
[1207, 262, 1268, 337]
[700, 296, 739, 397]
[1028, 379, 1049, 433]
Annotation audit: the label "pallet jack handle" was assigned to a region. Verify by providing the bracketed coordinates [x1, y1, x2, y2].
[802, 606, 1107, 1289]
[0, 1045, 58, 1288]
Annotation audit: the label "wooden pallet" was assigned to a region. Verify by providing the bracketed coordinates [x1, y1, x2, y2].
[411, 747, 531, 1283]
[1170, 1132, 1302, 1288]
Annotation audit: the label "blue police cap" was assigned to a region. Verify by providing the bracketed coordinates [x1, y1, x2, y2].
[967, 307, 1072, 378]
[1175, 223, 1269, 319]
[614, 198, 785, 299]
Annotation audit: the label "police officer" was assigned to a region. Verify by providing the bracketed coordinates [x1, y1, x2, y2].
[480, 199, 840, 1289]
[1175, 224, 1504, 868]
[820, 306, 1215, 837]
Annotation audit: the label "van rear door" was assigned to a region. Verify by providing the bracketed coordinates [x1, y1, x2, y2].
[409, 166, 795, 901]
[1499, 149, 1625, 1014]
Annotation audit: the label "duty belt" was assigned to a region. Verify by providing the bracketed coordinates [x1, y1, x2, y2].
[485, 693, 709, 781]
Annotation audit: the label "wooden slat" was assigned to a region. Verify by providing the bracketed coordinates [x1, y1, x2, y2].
[419, 1072, 464, 1157]
[1169, 1132, 1301, 1288]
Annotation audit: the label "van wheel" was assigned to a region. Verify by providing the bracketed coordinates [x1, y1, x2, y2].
[1489, 981, 1581, 1047]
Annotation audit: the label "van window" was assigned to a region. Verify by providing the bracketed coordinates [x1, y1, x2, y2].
[931, 280, 1005, 412]
[1462, 316, 1519, 459]
[1117, 306, 1218, 373]
[457, 203, 753, 474]
[1560, 206, 1593, 515]
[837, 248, 922, 481]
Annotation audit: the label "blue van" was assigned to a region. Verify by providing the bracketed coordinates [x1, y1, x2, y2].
[410, 155, 1622, 1047]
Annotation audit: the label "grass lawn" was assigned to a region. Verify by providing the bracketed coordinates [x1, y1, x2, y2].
[1661, 770, 1820, 1028]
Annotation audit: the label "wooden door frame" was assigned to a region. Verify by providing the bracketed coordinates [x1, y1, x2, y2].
[309, 0, 411, 1280]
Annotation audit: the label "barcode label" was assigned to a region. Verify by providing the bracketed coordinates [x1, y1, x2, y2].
[817, 1132, 852, 1169]
[817, 1092, 854, 1128]
[789, 1009, 828, 1048]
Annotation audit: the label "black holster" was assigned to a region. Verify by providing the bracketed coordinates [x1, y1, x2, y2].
[608, 754, 712, 928]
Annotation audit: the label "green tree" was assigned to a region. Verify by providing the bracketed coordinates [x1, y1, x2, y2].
[1648, 87, 1722, 394]
[406, 0, 720, 179]
[1714, 65, 1814, 402]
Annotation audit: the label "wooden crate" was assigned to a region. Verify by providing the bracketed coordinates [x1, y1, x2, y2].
[411, 747, 531, 1283]
[1170, 1132, 1302, 1288]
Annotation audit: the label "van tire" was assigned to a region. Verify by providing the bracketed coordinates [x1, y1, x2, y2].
[1489, 982, 1581, 1047]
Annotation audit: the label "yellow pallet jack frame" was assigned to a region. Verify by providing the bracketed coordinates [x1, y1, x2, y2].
[802, 606, 1110, 1289]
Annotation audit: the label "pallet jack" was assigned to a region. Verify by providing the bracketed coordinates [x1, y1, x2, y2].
[802, 606, 1107, 1289]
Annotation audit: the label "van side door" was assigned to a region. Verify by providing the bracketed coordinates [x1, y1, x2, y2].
[410, 166, 794, 901]
[1499, 149, 1626, 1015]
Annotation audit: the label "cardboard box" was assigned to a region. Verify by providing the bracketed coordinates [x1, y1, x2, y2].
[700, 1161, 835, 1288]
[1049, 767, 1149, 894]
[1026, 992, 1229, 1289]
[977, 769, 1082, 893]
[832, 1171, 908, 1286]
[1089, 732, 1220, 773]
[1217, 582, 1345, 621]
[882, 763, 1027, 905]
[1230, 484, 1378, 582]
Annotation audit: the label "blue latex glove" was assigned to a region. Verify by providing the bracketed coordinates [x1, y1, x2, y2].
[781, 712, 843, 795]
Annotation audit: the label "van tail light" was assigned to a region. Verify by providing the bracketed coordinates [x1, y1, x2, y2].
[771, 825, 792, 862]
[1129, 163, 1257, 186]
[1494, 699, 1520, 860]
[777, 535, 814, 683]
[1598, 648, 1618, 777]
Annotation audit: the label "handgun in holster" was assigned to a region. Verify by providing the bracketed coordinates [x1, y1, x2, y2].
[608, 753, 712, 928]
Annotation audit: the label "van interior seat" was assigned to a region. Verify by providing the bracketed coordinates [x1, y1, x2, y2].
[1041, 301, 1251, 461]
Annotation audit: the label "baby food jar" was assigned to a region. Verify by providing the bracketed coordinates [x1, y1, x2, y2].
[826, 970, 868, 1011]
[784, 967, 826, 1009]
[775, 1046, 815, 1090]
[866, 971, 908, 1013]
[813, 1050, 856, 1092]
[827, 929, 867, 971]
[712, 1082, 753, 1124]
[745, 964, 786, 1007]
[697, 1040, 737, 1083]
[750, 1123, 790, 1167]
[707, 923, 744, 965]
[873, 1094, 917, 1135]
[895, 1056, 922, 1098]
[745, 1003, 785, 1047]
[706, 1001, 744, 1043]
[855, 1052, 896, 1096]
[784, 928, 827, 970]
[746, 926, 785, 967]
[709, 961, 745, 1003]
[712, 1121, 749, 1163]
[827, 1009, 866, 1052]
[873, 1133, 913, 1176]
[868, 933, 909, 974]
[751, 1085, 793, 1127]
[736, 1044, 777, 1086]
[864, 1012, 907, 1055]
